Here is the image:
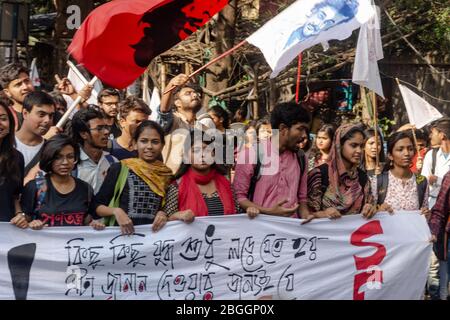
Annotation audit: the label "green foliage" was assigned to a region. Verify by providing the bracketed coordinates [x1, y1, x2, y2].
[29, 0, 54, 15]
[208, 96, 228, 111]
[378, 117, 396, 138]
[385, 0, 450, 53]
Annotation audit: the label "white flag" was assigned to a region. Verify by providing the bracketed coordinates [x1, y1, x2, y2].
[247, 0, 375, 77]
[30, 58, 41, 88]
[66, 63, 102, 105]
[352, 2, 384, 98]
[398, 83, 443, 129]
[148, 87, 160, 121]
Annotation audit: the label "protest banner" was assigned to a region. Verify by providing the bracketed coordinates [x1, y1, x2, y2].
[0, 212, 431, 300]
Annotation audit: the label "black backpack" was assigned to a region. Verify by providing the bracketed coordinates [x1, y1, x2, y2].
[376, 171, 428, 206]
[247, 148, 306, 202]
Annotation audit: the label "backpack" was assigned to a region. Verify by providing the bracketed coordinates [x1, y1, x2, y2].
[376, 171, 428, 207]
[318, 163, 368, 196]
[247, 148, 306, 202]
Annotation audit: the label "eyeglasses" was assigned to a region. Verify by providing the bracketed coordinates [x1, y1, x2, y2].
[89, 125, 111, 132]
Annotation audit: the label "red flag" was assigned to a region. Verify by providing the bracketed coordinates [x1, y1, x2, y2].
[68, 0, 229, 89]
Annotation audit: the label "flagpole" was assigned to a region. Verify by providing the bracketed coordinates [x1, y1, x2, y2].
[371, 91, 380, 175]
[163, 40, 248, 95]
[142, 70, 149, 104]
[295, 53, 303, 103]
[56, 76, 98, 129]
[395, 78, 421, 158]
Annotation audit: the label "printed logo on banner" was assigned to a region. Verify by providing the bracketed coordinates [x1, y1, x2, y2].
[7, 243, 37, 300]
[350, 220, 386, 300]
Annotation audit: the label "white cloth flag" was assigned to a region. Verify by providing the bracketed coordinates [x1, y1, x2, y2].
[148, 87, 160, 121]
[66, 64, 102, 105]
[30, 58, 41, 88]
[398, 83, 443, 129]
[247, 0, 375, 77]
[0, 213, 431, 300]
[352, 2, 384, 98]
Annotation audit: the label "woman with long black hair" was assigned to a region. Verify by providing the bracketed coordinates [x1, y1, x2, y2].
[0, 98, 27, 228]
[308, 124, 335, 171]
[371, 131, 429, 215]
[362, 128, 385, 176]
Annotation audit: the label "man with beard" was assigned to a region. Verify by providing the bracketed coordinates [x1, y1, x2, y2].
[71, 107, 118, 193]
[233, 102, 313, 219]
[15, 91, 55, 178]
[156, 74, 209, 174]
[0, 63, 35, 130]
[97, 88, 122, 139]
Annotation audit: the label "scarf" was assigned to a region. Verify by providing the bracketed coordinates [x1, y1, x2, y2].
[322, 124, 367, 214]
[178, 168, 236, 216]
[121, 158, 173, 197]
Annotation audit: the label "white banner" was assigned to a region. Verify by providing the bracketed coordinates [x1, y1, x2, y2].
[0, 212, 431, 300]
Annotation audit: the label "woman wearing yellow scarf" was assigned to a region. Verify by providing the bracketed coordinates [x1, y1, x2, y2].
[94, 121, 173, 235]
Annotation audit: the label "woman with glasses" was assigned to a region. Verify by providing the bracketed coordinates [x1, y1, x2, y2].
[19, 134, 102, 229]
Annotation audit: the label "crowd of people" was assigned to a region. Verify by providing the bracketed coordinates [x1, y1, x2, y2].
[0, 62, 449, 300]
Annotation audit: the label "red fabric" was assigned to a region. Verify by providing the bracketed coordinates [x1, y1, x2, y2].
[178, 168, 236, 216]
[410, 148, 427, 174]
[68, 0, 229, 89]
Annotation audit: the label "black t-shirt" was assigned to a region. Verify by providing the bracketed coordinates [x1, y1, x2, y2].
[21, 176, 95, 227]
[110, 122, 122, 138]
[0, 150, 24, 222]
[110, 139, 137, 160]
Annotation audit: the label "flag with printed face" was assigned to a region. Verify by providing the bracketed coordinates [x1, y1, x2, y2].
[68, 0, 229, 89]
[247, 0, 375, 77]
[398, 83, 443, 129]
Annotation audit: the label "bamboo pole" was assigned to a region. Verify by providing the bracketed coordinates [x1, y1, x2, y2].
[163, 40, 248, 95]
[371, 91, 380, 175]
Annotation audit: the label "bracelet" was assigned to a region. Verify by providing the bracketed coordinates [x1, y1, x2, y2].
[15, 211, 26, 217]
